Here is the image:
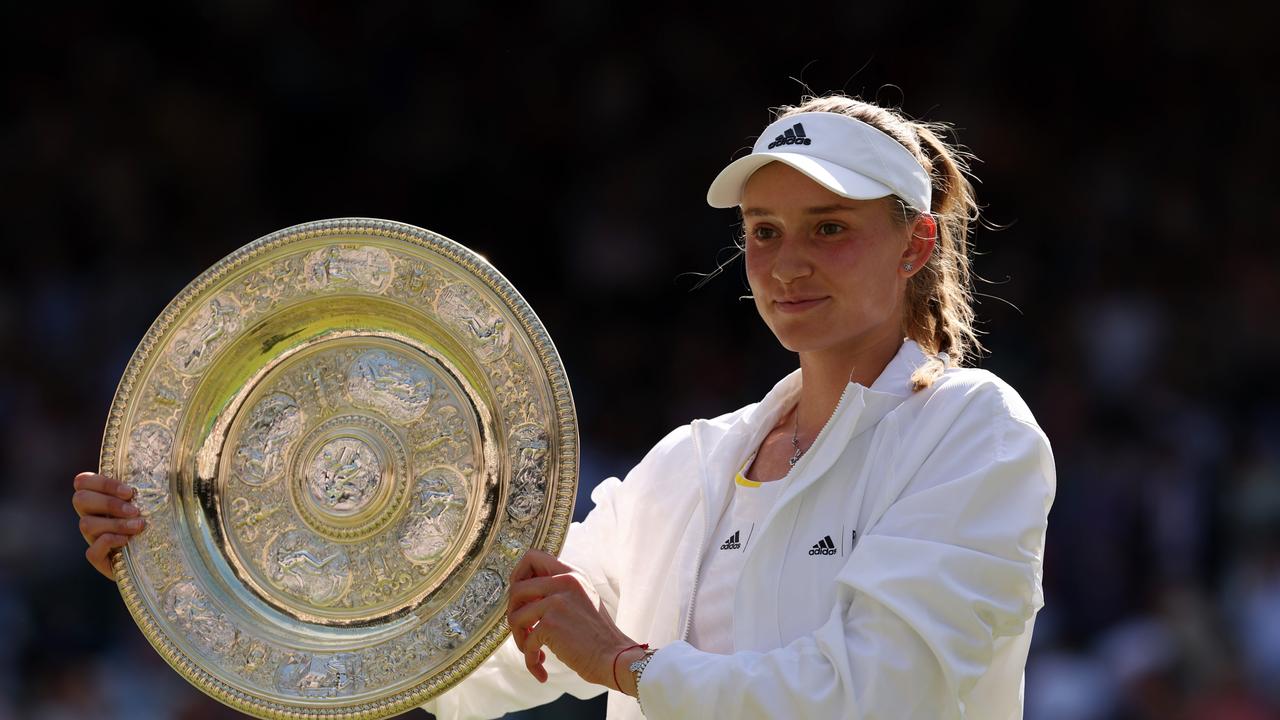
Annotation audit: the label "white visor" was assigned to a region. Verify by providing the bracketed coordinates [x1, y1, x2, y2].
[706, 111, 932, 213]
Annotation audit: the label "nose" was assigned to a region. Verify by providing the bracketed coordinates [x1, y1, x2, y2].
[770, 233, 812, 285]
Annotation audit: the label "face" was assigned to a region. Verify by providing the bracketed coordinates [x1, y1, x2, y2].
[742, 162, 933, 358]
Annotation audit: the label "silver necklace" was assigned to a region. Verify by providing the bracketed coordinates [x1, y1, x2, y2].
[788, 409, 805, 467]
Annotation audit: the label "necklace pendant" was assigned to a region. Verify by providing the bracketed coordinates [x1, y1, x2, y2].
[789, 407, 803, 468]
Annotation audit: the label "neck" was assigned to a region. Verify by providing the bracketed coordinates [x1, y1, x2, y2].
[793, 326, 903, 438]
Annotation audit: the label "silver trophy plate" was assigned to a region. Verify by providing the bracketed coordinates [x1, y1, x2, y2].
[100, 218, 577, 718]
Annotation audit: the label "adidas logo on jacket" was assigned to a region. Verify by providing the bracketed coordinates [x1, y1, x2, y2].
[808, 535, 837, 556]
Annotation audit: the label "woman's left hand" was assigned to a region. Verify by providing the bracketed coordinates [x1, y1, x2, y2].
[507, 549, 640, 692]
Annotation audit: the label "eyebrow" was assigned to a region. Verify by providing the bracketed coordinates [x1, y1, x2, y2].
[742, 204, 864, 217]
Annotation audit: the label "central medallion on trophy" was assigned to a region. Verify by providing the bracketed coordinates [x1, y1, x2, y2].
[290, 413, 407, 543]
[306, 437, 382, 514]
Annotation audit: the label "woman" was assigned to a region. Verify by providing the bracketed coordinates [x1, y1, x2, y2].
[73, 94, 1055, 719]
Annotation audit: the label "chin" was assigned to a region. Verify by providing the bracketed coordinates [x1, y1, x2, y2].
[765, 325, 835, 354]
[766, 318, 888, 357]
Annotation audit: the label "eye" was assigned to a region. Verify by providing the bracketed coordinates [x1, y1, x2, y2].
[749, 224, 779, 241]
[817, 222, 844, 236]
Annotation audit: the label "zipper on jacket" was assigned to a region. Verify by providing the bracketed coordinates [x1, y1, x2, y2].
[680, 427, 712, 643]
[678, 382, 857, 643]
[778, 382, 856, 483]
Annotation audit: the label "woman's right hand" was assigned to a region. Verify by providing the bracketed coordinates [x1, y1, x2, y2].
[72, 472, 146, 580]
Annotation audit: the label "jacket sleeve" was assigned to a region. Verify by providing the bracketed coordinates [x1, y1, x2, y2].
[637, 392, 1056, 719]
[419, 475, 626, 719]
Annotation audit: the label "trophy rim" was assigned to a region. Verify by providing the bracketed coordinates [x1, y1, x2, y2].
[100, 217, 578, 719]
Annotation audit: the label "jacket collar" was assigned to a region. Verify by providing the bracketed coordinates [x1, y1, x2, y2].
[692, 339, 932, 499]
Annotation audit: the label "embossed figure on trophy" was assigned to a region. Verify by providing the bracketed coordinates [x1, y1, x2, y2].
[306, 246, 393, 292]
[274, 545, 346, 604]
[370, 362, 434, 407]
[399, 469, 466, 565]
[507, 425, 549, 523]
[314, 247, 358, 286]
[466, 314, 508, 356]
[127, 423, 174, 514]
[279, 547, 340, 577]
[266, 530, 350, 606]
[277, 653, 358, 698]
[437, 569, 505, 643]
[174, 297, 238, 371]
[236, 639, 272, 678]
[413, 403, 466, 456]
[404, 265, 430, 295]
[428, 608, 468, 651]
[241, 258, 299, 311]
[364, 550, 414, 599]
[514, 444, 547, 486]
[347, 349, 435, 421]
[165, 581, 238, 654]
[298, 655, 354, 696]
[153, 382, 181, 407]
[436, 284, 511, 361]
[394, 261, 446, 302]
[307, 438, 381, 512]
[300, 358, 342, 411]
[323, 446, 363, 503]
[234, 393, 304, 486]
[230, 497, 283, 544]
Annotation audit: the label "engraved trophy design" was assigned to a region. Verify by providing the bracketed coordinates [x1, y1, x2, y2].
[100, 219, 577, 719]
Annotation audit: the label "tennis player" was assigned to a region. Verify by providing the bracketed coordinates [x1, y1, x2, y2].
[74, 93, 1056, 719]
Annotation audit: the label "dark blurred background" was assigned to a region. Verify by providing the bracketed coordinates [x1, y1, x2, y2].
[3, 2, 1277, 719]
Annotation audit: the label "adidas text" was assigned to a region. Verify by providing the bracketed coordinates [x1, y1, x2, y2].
[809, 534, 838, 556]
[767, 123, 812, 149]
[720, 530, 742, 550]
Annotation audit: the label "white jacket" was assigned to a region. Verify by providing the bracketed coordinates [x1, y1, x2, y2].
[422, 340, 1056, 719]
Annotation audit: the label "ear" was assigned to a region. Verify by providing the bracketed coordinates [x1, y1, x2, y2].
[900, 213, 937, 276]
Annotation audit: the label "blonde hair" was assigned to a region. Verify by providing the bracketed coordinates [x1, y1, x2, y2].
[774, 94, 984, 391]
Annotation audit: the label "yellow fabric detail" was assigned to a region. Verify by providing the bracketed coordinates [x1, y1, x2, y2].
[735, 453, 762, 487]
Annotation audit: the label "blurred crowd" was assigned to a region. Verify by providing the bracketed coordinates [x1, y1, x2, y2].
[2, 2, 1276, 719]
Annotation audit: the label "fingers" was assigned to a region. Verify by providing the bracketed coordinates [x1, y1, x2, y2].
[85, 533, 129, 580]
[507, 574, 591, 655]
[78, 514, 146, 546]
[72, 487, 140, 522]
[508, 595, 552, 652]
[509, 548, 573, 585]
[74, 472, 135, 501]
[507, 573, 584, 615]
[522, 623, 549, 683]
[75, 473, 140, 580]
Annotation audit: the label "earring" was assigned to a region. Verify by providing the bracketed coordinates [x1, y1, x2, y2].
[903, 263, 914, 271]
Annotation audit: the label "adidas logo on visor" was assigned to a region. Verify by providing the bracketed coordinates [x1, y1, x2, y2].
[766, 122, 812, 149]
[720, 530, 742, 550]
[809, 535, 838, 556]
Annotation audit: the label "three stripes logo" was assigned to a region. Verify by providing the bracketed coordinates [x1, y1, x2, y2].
[767, 122, 812, 149]
[720, 530, 742, 550]
[809, 535, 838, 556]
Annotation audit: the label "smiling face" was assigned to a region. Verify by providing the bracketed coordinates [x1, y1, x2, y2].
[743, 162, 931, 359]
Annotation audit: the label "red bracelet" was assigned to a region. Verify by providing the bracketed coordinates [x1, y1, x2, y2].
[612, 642, 649, 692]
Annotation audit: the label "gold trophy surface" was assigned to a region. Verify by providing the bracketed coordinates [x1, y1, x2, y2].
[100, 219, 577, 718]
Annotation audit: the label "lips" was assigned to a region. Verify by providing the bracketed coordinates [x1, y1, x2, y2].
[774, 296, 829, 313]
